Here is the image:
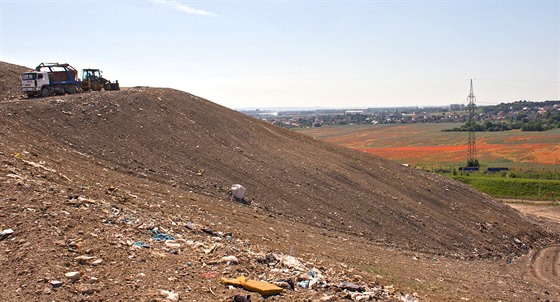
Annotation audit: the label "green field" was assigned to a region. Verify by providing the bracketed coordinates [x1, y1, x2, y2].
[448, 174, 559, 201]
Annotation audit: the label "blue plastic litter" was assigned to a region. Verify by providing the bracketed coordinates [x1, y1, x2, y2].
[134, 241, 150, 248]
[149, 229, 175, 241]
[153, 233, 175, 241]
[308, 269, 317, 278]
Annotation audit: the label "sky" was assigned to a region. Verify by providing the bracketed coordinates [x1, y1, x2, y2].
[1, 0, 558, 109]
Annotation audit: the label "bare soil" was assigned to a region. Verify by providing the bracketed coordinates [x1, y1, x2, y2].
[509, 203, 560, 224]
[0, 61, 28, 101]
[0, 61, 559, 301]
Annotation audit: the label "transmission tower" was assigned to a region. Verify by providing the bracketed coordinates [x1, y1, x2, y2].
[466, 79, 479, 167]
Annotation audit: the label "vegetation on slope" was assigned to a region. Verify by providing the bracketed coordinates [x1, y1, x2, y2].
[451, 175, 560, 201]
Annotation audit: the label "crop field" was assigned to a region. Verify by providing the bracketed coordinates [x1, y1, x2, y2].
[297, 123, 560, 170]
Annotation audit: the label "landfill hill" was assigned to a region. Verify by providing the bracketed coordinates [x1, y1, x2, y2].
[0, 61, 558, 301]
[0, 61, 28, 101]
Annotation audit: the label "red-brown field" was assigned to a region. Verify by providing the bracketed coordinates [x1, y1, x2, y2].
[297, 123, 560, 168]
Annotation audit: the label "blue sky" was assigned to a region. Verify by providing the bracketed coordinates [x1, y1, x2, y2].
[1, 0, 558, 109]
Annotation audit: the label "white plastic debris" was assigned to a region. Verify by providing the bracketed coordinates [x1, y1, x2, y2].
[0, 229, 14, 240]
[160, 289, 180, 301]
[0, 228, 14, 236]
[220, 255, 239, 264]
[231, 184, 246, 199]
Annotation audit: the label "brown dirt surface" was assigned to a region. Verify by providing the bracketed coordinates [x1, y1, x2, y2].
[0, 61, 29, 101]
[1, 61, 559, 301]
[509, 203, 560, 225]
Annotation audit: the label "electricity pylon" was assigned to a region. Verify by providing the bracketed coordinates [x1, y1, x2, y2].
[466, 79, 479, 167]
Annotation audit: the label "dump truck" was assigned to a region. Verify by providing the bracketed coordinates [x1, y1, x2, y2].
[21, 63, 81, 97]
[81, 68, 119, 91]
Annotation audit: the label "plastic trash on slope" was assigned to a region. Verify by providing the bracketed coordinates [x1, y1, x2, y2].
[221, 275, 283, 296]
[231, 184, 246, 199]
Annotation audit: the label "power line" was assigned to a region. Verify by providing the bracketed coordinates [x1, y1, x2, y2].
[474, 78, 557, 84]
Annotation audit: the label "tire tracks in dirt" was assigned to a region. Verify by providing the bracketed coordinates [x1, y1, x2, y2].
[530, 245, 560, 290]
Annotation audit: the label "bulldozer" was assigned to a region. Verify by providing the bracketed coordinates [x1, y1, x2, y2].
[81, 68, 120, 91]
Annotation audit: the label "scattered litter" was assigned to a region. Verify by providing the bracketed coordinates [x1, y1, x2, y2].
[233, 294, 251, 302]
[160, 289, 180, 301]
[230, 184, 246, 199]
[149, 229, 175, 241]
[21, 159, 57, 173]
[400, 293, 419, 302]
[336, 281, 365, 292]
[296, 268, 326, 289]
[220, 255, 239, 264]
[202, 227, 220, 237]
[184, 222, 199, 231]
[0, 228, 14, 241]
[221, 275, 283, 296]
[165, 241, 181, 248]
[351, 291, 382, 301]
[297, 280, 309, 289]
[278, 254, 306, 271]
[133, 241, 150, 248]
[240, 277, 283, 296]
[221, 276, 245, 287]
[274, 281, 293, 290]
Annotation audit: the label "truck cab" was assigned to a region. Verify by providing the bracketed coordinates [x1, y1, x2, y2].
[21, 72, 51, 97]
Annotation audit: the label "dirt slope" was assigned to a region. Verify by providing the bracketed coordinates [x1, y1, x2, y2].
[0, 87, 549, 257]
[0, 61, 28, 101]
[1, 61, 558, 301]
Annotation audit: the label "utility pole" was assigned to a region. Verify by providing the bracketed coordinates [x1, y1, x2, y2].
[467, 79, 479, 167]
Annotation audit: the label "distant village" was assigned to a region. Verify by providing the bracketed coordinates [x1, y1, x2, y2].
[239, 100, 560, 131]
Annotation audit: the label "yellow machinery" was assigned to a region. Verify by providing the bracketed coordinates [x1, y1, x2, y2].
[81, 69, 120, 91]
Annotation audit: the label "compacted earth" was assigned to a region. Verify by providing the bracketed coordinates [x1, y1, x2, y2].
[0, 61, 559, 301]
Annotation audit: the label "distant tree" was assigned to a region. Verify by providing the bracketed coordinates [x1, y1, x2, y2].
[467, 158, 480, 167]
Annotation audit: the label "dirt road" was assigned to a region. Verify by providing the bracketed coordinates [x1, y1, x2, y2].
[530, 245, 560, 291]
[511, 204, 560, 224]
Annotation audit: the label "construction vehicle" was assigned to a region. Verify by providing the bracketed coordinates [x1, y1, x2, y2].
[21, 63, 120, 98]
[80, 68, 120, 91]
[21, 63, 81, 97]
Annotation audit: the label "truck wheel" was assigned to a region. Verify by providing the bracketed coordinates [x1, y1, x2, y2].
[40, 87, 51, 97]
[92, 81, 101, 91]
[67, 85, 78, 94]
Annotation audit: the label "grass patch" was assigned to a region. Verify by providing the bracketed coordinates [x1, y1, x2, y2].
[451, 175, 560, 200]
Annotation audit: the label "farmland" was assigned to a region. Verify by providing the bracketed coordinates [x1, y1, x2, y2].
[297, 123, 560, 200]
[297, 123, 560, 169]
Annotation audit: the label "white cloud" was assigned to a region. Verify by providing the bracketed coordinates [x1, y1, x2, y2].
[151, 0, 217, 17]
